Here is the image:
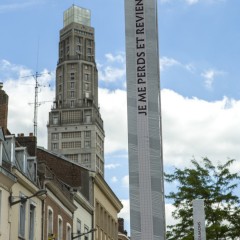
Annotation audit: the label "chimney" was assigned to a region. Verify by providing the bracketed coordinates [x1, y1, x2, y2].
[16, 133, 37, 157]
[118, 218, 128, 235]
[0, 83, 9, 134]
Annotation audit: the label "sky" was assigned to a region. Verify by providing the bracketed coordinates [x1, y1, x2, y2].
[1, 0, 240, 235]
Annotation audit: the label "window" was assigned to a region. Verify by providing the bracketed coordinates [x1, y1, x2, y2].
[77, 219, 81, 240]
[87, 48, 91, 54]
[70, 72, 75, 80]
[58, 216, 63, 240]
[84, 74, 89, 81]
[84, 141, 91, 148]
[59, 84, 62, 92]
[85, 83, 90, 91]
[47, 208, 53, 237]
[52, 133, 59, 140]
[81, 153, 91, 163]
[77, 45, 82, 52]
[70, 91, 75, 98]
[70, 82, 75, 89]
[66, 224, 71, 240]
[19, 194, 26, 238]
[86, 115, 91, 123]
[29, 203, 35, 240]
[62, 131, 81, 139]
[65, 154, 78, 162]
[70, 100, 75, 108]
[53, 116, 58, 125]
[86, 39, 91, 46]
[75, 141, 81, 148]
[84, 226, 89, 240]
[84, 131, 91, 138]
[52, 143, 58, 150]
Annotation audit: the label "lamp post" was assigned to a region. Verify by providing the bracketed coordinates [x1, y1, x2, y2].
[71, 228, 96, 240]
[9, 189, 47, 206]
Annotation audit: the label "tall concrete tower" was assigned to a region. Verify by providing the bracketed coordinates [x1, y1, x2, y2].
[124, 0, 165, 239]
[47, 5, 105, 176]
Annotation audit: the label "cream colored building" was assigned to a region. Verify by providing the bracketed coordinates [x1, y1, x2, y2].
[9, 167, 44, 240]
[94, 174, 123, 240]
[47, 5, 105, 176]
[0, 128, 45, 240]
[0, 160, 16, 240]
[73, 191, 94, 240]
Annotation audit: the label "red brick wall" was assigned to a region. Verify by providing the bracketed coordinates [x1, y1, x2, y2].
[0, 86, 8, 134]
[16, 134, 37, 156]
[44, 195, 73, 240]
[37, 148, 90, 201]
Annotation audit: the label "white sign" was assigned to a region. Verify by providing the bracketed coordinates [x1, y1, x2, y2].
[193, 199, 206, 240]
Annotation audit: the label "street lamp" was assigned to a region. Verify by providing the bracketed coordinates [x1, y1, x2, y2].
[9, 189, 47, 206]
[71, 228, 96, 240]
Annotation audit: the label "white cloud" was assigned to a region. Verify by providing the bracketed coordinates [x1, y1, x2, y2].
[98, 53, 126, 84]
[201, 68, 225, 89]
[99, 88, 128, 153]
[111, 176, 118, 183]
[105, 53, 125, 63]
[121, 175, 129, 188]
[105, 163, 121, 170]
[1, 61, 54, 148]
[160, 57, 180, 71]
[160, 57, 195, 73]
[98, 66, 125, 83]
[161, 89, 240, 170]
[165, 204, 178, 226]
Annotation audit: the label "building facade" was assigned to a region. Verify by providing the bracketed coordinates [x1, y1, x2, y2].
[47, 5, 105, 176]
[125, 0, 166, 239]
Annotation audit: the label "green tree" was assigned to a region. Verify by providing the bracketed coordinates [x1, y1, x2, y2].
[165, 158, 240, 240]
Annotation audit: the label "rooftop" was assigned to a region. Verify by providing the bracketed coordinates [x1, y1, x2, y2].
[64, 5, 91, 27]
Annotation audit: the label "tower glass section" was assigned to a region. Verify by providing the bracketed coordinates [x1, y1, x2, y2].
[47, 5, 105, 176]
[124, 0, 166, 239]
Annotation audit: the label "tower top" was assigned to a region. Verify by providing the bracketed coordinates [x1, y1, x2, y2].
[64, 5, 91, 27]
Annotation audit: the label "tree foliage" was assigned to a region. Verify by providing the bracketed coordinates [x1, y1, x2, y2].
[165, 158, 240, 240]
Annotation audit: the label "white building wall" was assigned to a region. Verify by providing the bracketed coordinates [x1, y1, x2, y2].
[73, 192, 93, 240]
[125, 0, 166, 239]
[9, 182, 42, 240]
[0, 187, 11, 240]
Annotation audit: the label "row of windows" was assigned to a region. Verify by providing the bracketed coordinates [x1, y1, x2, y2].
[76, 219, 90, 240]
[62, 110, 81, 123]
[62, 131, 82, 139]
[95, 202, 118, 240]
[63, 153, 91, 165]
[65, 154, 78, 161]
[52, 140, 91, 150]
[62, 141, 82, 149]
[18, 193, 36, 240]
[52, 131, 91, 142]
[47, 208, 71, 240]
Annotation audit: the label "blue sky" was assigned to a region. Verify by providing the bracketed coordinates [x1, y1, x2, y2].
[1, 0, 240, 233]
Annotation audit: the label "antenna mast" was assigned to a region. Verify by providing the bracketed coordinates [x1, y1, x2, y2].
[31, 71, 51, 137]
[33, 72, 40, 137]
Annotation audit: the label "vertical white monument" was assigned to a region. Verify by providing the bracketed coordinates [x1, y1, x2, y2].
[124, 0, 165, 239]
[193, 199, 206, 240]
